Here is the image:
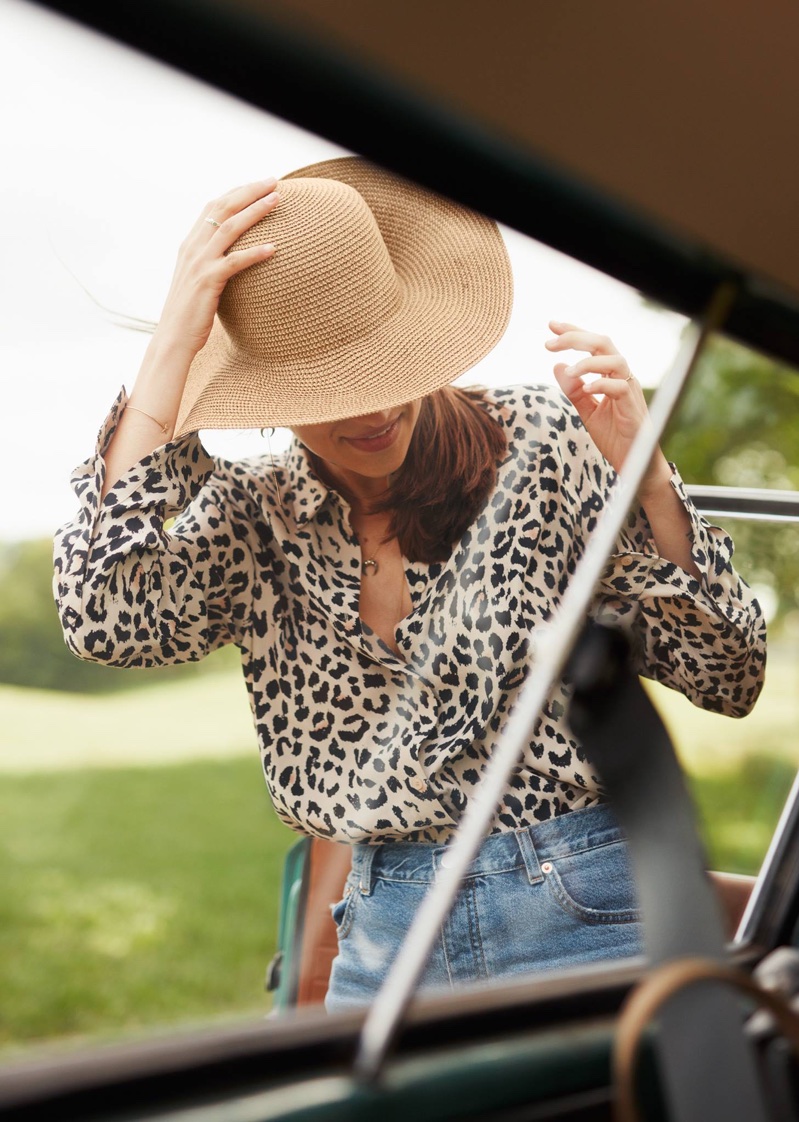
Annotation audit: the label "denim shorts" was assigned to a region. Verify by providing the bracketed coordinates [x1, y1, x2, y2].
[325, 803, 644, 1013]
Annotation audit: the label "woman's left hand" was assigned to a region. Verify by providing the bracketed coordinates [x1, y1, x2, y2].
[546, 320, 671, 498]
[547, 321, 700, 574]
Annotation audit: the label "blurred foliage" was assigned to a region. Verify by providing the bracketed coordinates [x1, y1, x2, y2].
[637, 292, 799, 480]
[662, 332, 799, 489]
[657, 331, 799, 635]
[0, 538, 240, 693]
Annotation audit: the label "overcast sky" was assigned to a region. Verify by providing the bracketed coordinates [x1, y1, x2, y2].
[1, 0, 688, 542]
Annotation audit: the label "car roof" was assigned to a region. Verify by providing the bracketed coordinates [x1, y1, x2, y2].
[43, 0, 799, 365]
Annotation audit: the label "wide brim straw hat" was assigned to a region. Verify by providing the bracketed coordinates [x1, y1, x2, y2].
[174, 155, 513, 438]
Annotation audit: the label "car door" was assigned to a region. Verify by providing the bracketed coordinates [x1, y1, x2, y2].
[2, 2, 799, 1120]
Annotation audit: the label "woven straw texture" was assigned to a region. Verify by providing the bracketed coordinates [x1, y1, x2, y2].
[174, 156, 513, 436]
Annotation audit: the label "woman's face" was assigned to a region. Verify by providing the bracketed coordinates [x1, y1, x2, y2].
[291, 399, 423, 502]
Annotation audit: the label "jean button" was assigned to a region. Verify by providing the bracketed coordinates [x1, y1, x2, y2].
[441, 850, 457, 870]
[541, 861, 553, 874]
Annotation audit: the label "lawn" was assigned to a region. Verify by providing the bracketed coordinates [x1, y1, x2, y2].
[645, 642, 799, 872]
[0, 645, 796, 1055]
[0, 758, 296, 1056]
[0, 655, 256, 773]
[0, 671, 295, 1055]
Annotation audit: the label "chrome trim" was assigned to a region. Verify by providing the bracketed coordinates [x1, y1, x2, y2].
[354, 282, 738, 1083]
[687, 485, 799, 523]
[737, 768, 799, 947]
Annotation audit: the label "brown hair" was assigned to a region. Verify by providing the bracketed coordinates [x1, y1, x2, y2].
[375, 386, 507, 562]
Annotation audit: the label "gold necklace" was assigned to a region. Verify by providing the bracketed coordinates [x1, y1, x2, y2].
[361, 536, 386, 575]
[352, 506, 391, 576]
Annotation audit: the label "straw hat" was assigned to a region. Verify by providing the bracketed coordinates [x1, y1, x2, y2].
[174, 156, 513, 437]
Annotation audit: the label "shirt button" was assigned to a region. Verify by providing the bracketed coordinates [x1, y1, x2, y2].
[409, 776, 427, 794]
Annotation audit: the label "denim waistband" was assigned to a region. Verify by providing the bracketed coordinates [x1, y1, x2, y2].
[350, 803, 626, 894]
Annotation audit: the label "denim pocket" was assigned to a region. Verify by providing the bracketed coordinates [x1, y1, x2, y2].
[543, 840, 641, 925]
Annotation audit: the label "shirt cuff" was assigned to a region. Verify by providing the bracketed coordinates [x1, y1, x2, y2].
[597, 464, 756, 638]
[64, 387, 216, 568]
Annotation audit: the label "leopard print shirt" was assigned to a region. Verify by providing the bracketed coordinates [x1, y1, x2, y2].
[53, 384, 766, 843]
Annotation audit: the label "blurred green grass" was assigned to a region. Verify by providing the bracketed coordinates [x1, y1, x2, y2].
[0, 750, 790, 1057]
[646, 642, 799, 872]
[0, 758, 296, 1054]
[0, 660, 256, 772]
[688, 754, 797, 874]
[0, 645, 796, 1055]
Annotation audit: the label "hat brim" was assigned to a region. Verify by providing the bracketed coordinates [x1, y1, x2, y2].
[175, 156, 513, 436]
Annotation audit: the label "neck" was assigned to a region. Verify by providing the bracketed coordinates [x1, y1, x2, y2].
[314, 457, 391, 514]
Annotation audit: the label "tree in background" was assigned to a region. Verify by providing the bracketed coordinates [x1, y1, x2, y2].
[0, 538, 238, 693]
[663, 333, 799, 490]
[661, 333, 799, 637]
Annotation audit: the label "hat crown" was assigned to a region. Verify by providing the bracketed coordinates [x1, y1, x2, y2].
[218, 177, 401, 361]
[176, 155, 513, 437]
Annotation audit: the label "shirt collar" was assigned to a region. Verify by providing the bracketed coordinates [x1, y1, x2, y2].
[284, 435, 338, 525]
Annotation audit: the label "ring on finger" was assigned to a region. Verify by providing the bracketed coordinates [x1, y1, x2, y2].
[204, 216, 222, 228]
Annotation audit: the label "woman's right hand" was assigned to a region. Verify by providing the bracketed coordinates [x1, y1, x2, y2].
[154, 178, 280, 360]
[98, 181, 279, 499]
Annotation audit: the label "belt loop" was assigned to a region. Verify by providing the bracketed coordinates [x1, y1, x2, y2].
[358, 845, 377, 896]
[516, 825, 544, 885]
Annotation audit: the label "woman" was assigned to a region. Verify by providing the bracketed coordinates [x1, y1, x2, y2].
[53, 157, 766, 1012]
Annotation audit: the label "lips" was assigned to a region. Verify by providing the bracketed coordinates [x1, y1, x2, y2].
[343, 415, 402, 453]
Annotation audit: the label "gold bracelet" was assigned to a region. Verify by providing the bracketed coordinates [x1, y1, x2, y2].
[126, 405, 170, 436]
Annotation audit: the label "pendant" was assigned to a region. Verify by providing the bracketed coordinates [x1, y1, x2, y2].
[362, 558, 379, 575]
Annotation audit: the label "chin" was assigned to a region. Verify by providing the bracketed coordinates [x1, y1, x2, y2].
[358, 447, 410, 477]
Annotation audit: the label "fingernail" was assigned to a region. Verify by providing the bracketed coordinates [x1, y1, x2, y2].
[263, 243, 276, 253]
[545, 338, 557, 348]
[263, 176, 278, 187]
[564, 364, 577, 375]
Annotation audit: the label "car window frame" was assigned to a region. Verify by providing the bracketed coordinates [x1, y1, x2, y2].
[4, 1, 799, 1112]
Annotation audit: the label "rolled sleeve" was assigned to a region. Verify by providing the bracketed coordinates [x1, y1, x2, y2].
[53, 388, 251, 668]
[593, 463, 767, 717]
